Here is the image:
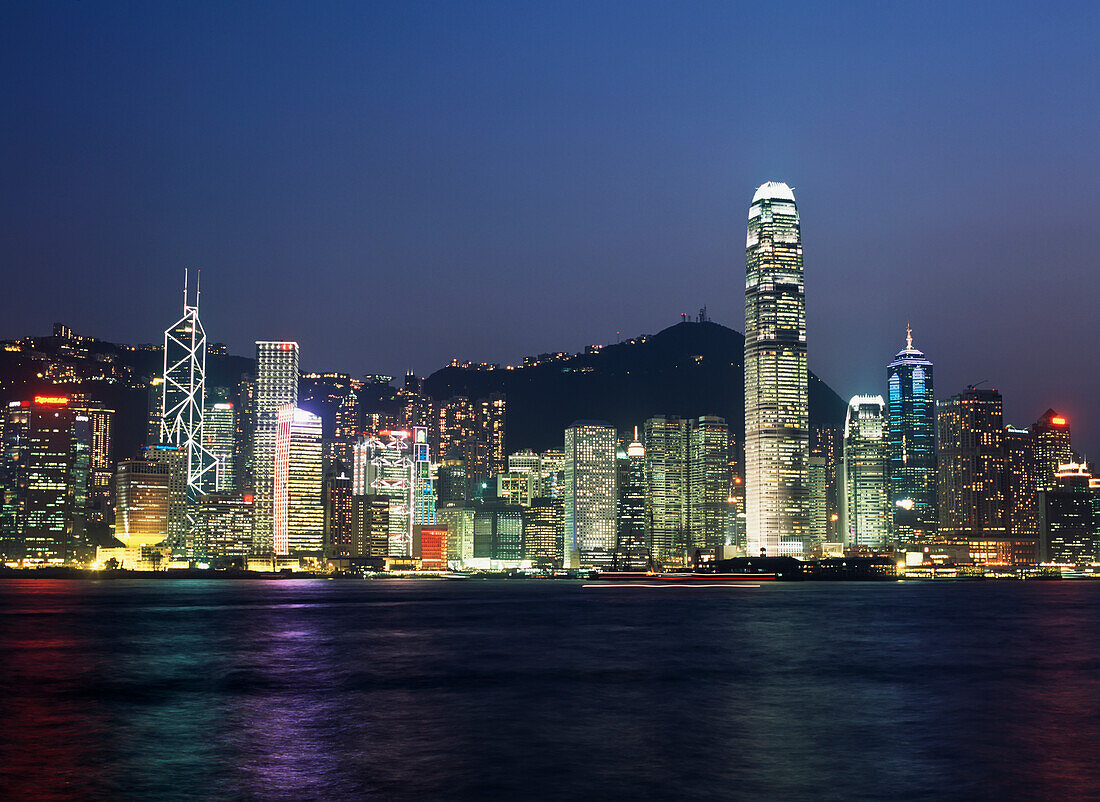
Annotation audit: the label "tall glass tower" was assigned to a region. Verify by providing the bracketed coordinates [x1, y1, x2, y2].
[886, 327, 936, 540]
[842, 395, 890, 549]
[744, 181, 808, 558]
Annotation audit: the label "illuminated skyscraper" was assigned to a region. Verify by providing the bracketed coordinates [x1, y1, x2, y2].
[563, 421, 617, 569]
[616, 430, 646, 564]
[644, 415, 687, 564]
[143, 444, 188, 553]
[160, 271, 218, 510]
[194, 492, 254, 562]
[1004, 425, 1039, 547]
[1038, 463, 1098, 564]
[886, 327, 936, 540]
[203, 401, 236, 493]
[353, 429, 415, 556]
[842, 396, 890, 550]
[937, 387, 1010, 563]
[744, 181, 808, 558]
[687, 416, 731, 553]
[253, 341, 299, 554]
[1031, 409, 1073, 492]
[115, 459, 170, 547]
[524, 497, 564, 567]
[273, 405, 324, 555]
[0, 396, 91, 562]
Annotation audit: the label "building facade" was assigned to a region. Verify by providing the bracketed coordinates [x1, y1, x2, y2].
[253, 341, 299, 554]
[886, 327, 936, 540]
[842, 395, 890, 550]
[273, 405, 324, 555]
[744, 181, 808, 558]
[563, 421, 617, 569]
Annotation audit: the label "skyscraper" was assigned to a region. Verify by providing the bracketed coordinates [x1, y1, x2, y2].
[687, 416, 730, 553]
[114, 459, 170, 548]
[160, 271, 218, 509]
[744, 181, 808, 558]
[1003, 425, 1039, 547]
[886, 327, 936, 540]
[273, 405, 324, 555]
[1038, 463, 1097, 564]
[1031, 409, 1073, 492]
[644, 415, 687, 564]
[563, 421, 617, 569]
[615, 430, 646, 564]
[0, 396, 91, 563]
[253, 341, 299, 554]
[937, 387, 1011, 563]
[203, 401, 236, 493]
[842, 395, 890, 550]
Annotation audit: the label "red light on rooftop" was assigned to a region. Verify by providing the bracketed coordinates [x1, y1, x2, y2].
[34, 395, 69, 406]
[243, 494, 254, 503]
[1052, 416, 1067, 426]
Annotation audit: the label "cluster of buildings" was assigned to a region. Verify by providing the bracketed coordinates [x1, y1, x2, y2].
[1, 184, 1096, 573]
[745, 181, 1098, 568]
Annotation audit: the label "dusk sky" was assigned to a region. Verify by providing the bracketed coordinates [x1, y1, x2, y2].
[3, 2, 1098, 448]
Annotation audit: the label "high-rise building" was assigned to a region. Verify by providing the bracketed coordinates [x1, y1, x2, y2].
[435, 395, 507, 495]
[687, 416, 730, 553]
[160, 272, 218, 507]
[413, 526, 448, 570]
[744, 181, 808, 558]
[1003, 425, 1039, 547]
[842, 395, 890, 550]
[194, 492, 254, 562]
[70, 397, 114, 520]
[886, 327, 936, 540]
[937, 387, 1009, 563]
[1038, 463, 1098, 565]
[115, 459, 170, 548]
[563, 421, 617, 569]
[203, 401, 237, 493]
[0, 396, 91, 562]
[143, 444, 188, 554]
[538, 449, 565, 498]
[473, 505, 523, 562]
[324, 472, 355, 558]
[1031, 409, 1073, 492]
[615, 431, 646, 564]
[644, 415, 687, 564]
[273, 405, 324, 555]
[524, 497, 563, 567]
[411, 426, 436, 527]
[437, 505, 475, 565]
[353, 429, 414, 556]
[253, 341, 299, 554]
[807, 454, 828, 550]
[350, 495, 391, 558]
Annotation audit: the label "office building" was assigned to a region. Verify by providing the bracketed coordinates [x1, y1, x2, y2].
[143, 444, 188, 555]
[194, 492, 254, 561]
[114, 459, 170, 548]
[563, 421, 617, 569]
[744, 181, 808, 558]
[1038, 463, 1098, 564]
[616, 431, 646, 564]
[0, 396, 91, 562]
[437, 505, 475, 564]
[524, 497, 563, 567]
[687, 416, 731, 553]
[254, 341, 299, 554]
[886, 327, 936, 540]
[1003, 425, 1039, 548]
[473, 504, 523, 561]
[273, 405, 324, 555]
[937, 386, 1012, 563]
[203, 401, 236, 493]
[353, 429, 414, 556]
[842, 395, 890, 550]
[160, 272, 217, 502]
[644, 415, 687, 564]
[1031, 409, 1073, 492]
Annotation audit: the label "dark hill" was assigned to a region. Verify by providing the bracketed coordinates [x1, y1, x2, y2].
[423, 321, 848, 453]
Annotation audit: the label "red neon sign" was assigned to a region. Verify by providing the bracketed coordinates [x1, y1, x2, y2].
[34, 396, 69, 406]
[1052, 416, 1067, 426]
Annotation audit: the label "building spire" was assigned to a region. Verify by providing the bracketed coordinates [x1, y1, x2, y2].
[906, 323, 913, 351]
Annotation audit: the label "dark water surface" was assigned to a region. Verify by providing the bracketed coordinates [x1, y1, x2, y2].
[2, 579, 1099, 800]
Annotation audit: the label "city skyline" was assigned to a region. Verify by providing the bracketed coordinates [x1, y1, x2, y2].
[2, 2, 1098, 455]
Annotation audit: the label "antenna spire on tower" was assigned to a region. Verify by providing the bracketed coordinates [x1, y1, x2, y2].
[906, 322, 913, 351]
